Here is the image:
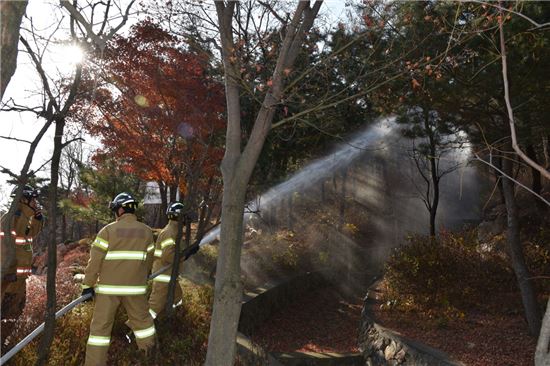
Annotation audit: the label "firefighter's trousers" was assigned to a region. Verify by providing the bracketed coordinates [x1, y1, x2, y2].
[1, 277, 27, 318]
[148, 279, 182, 319]
[1, 246, 32, 303]
[1, 277, 27, 344]
[85, 294, 156, 366]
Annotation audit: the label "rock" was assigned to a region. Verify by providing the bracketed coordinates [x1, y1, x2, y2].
[373, 336, 386, 350]
[477, 214, 507, 242]
[58, 242, 68, 254]
[384, 341, 397, 360]
[395, 348, 407, 362]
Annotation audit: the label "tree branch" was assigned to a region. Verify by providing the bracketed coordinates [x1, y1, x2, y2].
[0, 135, 31, 144]
[473, 153, 550, 207]
[498, 11, 550, 182]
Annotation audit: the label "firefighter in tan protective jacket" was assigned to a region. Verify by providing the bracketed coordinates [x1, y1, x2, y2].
[1, 185, 44, 315]
[81, 192, 156, 366]
[148, 202, 188, 319]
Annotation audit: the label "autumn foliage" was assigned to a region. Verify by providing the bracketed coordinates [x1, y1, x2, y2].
[80, 21, 225, 195]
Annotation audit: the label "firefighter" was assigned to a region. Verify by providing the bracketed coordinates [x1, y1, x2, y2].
[82, 192, 156, 366]
[147, 202, 187, 320]
[1, 185, 44, 316]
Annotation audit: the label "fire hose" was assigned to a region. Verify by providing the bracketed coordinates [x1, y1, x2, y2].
[0, 239, 210, 365]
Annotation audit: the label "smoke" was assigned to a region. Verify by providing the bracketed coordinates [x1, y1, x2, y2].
[196, 118, 484, 293]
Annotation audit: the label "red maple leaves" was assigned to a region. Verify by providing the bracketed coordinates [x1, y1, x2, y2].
[83, 21, 225, 192]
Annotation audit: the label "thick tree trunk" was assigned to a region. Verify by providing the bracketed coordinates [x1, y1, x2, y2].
[206, 2, 321, 364]
[502, 154, 541, 336]
[0, 0, 27, 100]
[535, 298, 550, 366]
[36, 119, 66, 365]
[205, 183, 246, 365]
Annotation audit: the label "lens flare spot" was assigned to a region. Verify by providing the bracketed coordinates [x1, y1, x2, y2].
[178, 122, 194, 138]
[134, 95, 149, 107]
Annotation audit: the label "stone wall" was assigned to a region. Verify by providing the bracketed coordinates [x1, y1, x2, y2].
[359, 286, 465, 366]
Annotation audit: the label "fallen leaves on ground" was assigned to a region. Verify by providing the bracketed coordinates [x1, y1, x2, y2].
[372, 283, 537, 366]
[251, 287, 363, 353]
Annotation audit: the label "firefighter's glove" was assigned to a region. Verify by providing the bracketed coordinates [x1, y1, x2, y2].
[183, 244, 200, 260]
[81, 286, 95, 302]
[3, 273, 17, 283]
[34, 211, 44, 221]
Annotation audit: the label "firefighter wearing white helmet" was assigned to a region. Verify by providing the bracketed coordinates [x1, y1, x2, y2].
[147, 201, 188, 320]
[1, 185, 44, 335]
[82, 192, 156, 366]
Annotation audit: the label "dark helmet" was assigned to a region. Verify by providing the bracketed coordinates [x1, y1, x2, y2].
[11, 185, 40, 199]
[166, 202, 186, 220]
[109, 192, 138, 212]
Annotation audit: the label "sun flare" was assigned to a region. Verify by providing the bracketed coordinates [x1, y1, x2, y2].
[56, 44, 84, 66]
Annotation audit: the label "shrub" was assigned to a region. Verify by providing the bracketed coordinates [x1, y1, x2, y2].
[11, 281, 213, 366]
[383, 230, 516, 311]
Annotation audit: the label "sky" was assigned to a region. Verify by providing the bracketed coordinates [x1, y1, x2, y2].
[0, 0, 348, 207]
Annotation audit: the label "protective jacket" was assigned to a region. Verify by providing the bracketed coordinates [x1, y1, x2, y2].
[1, 202, 44, 278]
[83, 213, 155, 294]
[151, 220, 179, 282]
[148, 220, 182, 318]
[83, 213, 156, 366]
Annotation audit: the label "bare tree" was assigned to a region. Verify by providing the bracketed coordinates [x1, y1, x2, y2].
[0, 1, 137, 363]
[0, 0, 28, 100]
[205, 2, 322, 365]
[58, 138, 84, 243]
[498, 8, 550, 183]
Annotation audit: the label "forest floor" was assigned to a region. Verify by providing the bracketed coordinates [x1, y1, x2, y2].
[369, 281, 537, 366]
[249, 280, 537, 365]
[251, 286, 363, 353]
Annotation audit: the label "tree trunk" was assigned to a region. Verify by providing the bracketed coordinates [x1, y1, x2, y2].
[36, 119, 66, 365]
[493, 156, 506, 204]
[502, 153, 541, 336]
[0, 0, 27, 100]
[535, 298, 550, 366]
[543, 135, 549, 169]
[61, 214, 67, 243]
[169, 184, 177, 203]
[158, 181, 168, 228]
[339, 169, 347, 230]
[526, 144, 545, 212]
[287, 195, 293, 230]
[205, 183, 246, 365]
[425, 111, 439, 237]
[205, 2, 321, 364]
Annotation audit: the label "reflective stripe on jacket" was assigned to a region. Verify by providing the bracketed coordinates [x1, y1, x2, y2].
[83, 213, 154, 294]
[1, 202, 44, 275]
[151, 220, 179, 278]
